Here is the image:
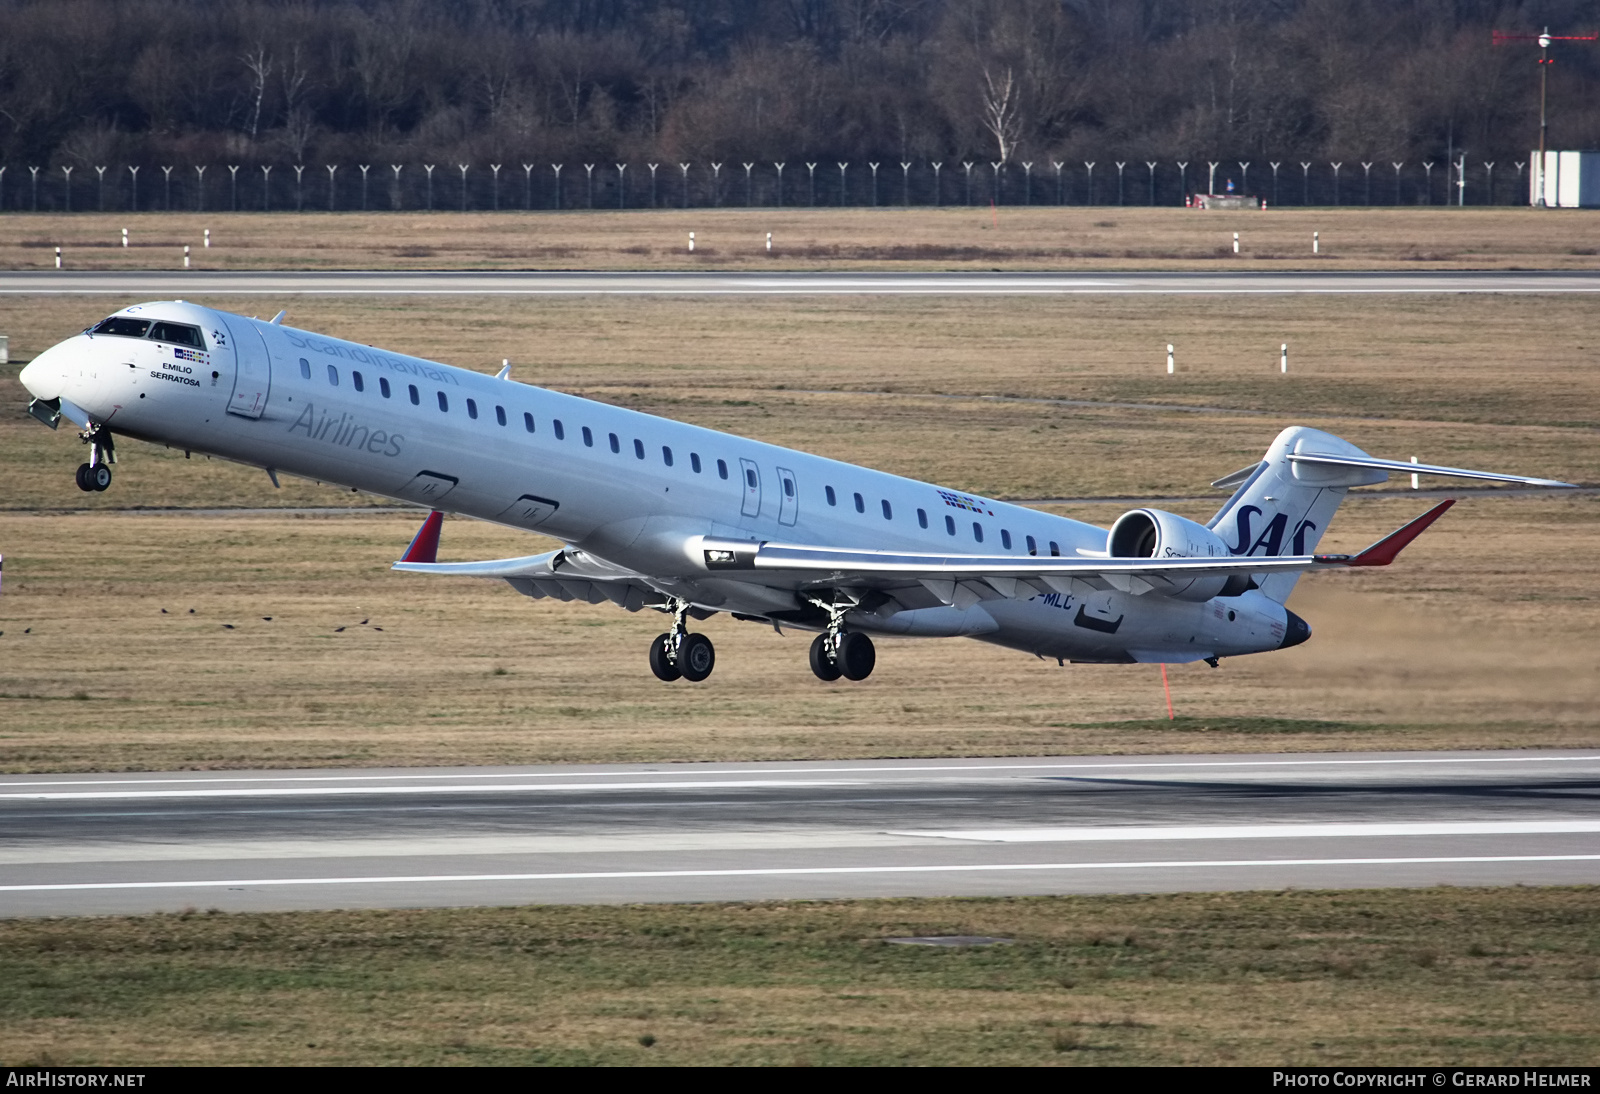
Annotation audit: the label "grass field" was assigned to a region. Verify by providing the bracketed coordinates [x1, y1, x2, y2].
[1, 287, 1597, 771]
[3, 207, 1599, 272]
[2, 888, 1596, 1065]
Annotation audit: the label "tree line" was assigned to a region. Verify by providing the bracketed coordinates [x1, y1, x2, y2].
[2, 0, 1596, 180]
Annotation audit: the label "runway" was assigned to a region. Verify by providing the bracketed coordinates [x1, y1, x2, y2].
[4, 270, 1600, 296]
[2, 749, 1596, 916]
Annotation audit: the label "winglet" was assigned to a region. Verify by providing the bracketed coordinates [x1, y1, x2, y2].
[400, 510, 444, 564]
[1344, 499, 1455, 567]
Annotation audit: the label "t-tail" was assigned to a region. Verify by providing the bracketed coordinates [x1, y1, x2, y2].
[1206, 426, 1574, 604]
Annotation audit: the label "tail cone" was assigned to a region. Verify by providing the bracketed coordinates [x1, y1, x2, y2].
[1280, 610, 1312, 649]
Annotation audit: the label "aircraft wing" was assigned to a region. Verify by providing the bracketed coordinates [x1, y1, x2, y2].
[689, 501, 1456, 605]
[390, 501, 1453, 613]
[391, 511, 662, 611]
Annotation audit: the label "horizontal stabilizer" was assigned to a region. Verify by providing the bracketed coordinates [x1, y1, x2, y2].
[1288, 452, 1576, 489]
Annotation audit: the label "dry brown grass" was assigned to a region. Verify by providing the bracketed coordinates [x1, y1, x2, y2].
[0, 496, 1595, 772]
[1, 290, 1597, 770]
[2, 888, 1597, 1065]
[3, 207, 1600, 271]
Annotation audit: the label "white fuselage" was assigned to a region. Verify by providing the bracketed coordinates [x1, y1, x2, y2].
[20, 301, 1295, 664]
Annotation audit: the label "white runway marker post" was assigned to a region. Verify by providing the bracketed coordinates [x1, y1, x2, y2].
[204, 228, 211, 248]
[183, 245, 190, 269]
[1281, 343, 1288, 373]
[688, 231, 695, 253]
[766, 232, 772, 252]
[1166, 343, 1175, 374]
[54, 247, 61, 269]
[1233, 231, 1240, 254]
[121, 228, 128, 249]
[1313, 231, 1320, 255]
[1412, 456, 1420, 490]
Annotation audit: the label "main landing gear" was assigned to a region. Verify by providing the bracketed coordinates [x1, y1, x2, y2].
[806, 595, 876, 682]
[648, 598, 716, 683]
[74, 425, 115, 493]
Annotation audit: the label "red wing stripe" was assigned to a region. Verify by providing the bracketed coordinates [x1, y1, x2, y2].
[1347, 500, 1455, 567]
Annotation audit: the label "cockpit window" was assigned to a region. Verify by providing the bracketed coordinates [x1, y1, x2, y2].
[91, 317, 151, 338]
[149, 321, 205, 348]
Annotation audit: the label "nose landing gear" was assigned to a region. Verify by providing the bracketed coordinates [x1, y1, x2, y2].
[75, 426, 116, 493]
[648, 597, 716, 683]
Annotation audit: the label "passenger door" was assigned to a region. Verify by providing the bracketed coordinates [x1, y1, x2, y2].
[224, 319, 271, 419]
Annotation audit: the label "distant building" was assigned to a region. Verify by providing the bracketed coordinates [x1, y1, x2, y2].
[1531, 151, 1600, 207]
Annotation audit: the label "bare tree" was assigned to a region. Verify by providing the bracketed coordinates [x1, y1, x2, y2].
[242, 45, 272, 140]
[980, 65, 1022, 162]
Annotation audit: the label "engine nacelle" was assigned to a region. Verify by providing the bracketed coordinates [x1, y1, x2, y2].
[1107, 508, 1235, 602]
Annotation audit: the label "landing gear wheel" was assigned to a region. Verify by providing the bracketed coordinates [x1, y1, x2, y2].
[809, 633, 841, 681]
[648, 633, 681, 682]
[679, 633, 716, 682]
[75, 463, 94, 492]
[837, 632, 876, 681]
[89, 464, 113, 491]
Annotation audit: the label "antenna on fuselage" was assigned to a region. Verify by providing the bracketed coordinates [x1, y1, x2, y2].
[495, 359, 511, 380]
[269, 310, 287, 325]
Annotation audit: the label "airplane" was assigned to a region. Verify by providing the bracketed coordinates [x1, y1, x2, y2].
[17, 300, 1575, 684]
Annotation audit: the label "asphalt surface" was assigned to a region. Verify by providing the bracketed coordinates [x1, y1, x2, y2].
[2, 750, 1596, 916]
[4, 270, 1600, 296]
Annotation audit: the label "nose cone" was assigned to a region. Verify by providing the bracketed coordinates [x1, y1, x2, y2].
[18, 340, 71, 400]
[1280, 610, 1312, 649]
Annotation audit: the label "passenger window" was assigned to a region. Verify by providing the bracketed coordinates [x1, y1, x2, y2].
[917, 508, 928, 528]
[945, 515, 956, 535]
[466, 398, 478, 419]
[149, 321, 204, 347]
[634, 439, 645, 460]
[437, 391, 448, 412]
[662, 446, 673, 466]
[327, 364, 339, 386]
[853, 492, 864, 513]
[298, 358, 311, 379]
[352, 371, 364, 392]
[1001, 529, 1012, 549]
[523, 412, 534, 432]
[553, 419, 565, 440]
[973, 522, 984, 543]
[582, 426, 593, 447]
[496, 405, 506, 426]
[1049, 541, 1061, 557]
[609, 432, 620, 453]
[691, 453, 702, 473]
[881, 499, 892, 519]
[784, 478, 794, 497]
[380, 377, 391, 398]
[408, 384, 419, 405]
[826, 486, 837, 506]
[717, 459, 728, 479]
[746, 468, 757, 488]
[1026, 535, 1037, 555]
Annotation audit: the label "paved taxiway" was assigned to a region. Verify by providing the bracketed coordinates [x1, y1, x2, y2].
[4, 270, 1600, 296]
[2, 750, 1595, 916]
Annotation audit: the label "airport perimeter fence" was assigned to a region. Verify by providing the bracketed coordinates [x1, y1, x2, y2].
[0, 158, 1538, 214]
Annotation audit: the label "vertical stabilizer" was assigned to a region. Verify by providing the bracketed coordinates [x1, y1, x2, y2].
[1207, 427, 1387, 603]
